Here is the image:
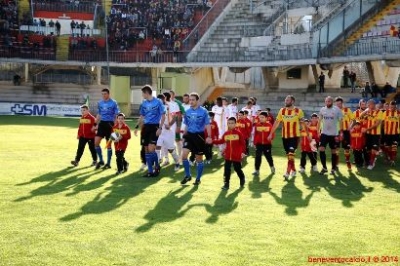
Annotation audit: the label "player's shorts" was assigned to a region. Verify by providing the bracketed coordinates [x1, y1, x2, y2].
[97, 121, 114, 139]
[340, 130, 351, 149]
[183, 132, 206, 156]
[319, 134, 339, 149]
[383, 134, 398, 146]
[365, 134, 380, 150]
[157, 128, 176, 150]
[282, 137, 299, 154]
[141, 124, 159, 146]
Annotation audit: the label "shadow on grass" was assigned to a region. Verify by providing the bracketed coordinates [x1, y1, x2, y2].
[15, 166, 89, 186]
[135, 186, 198, 233]
[202, 188, 243, 223]
[269, 179, 315, 216]
[356, 165, 400, 193]
[60, 171, 163, 222]
[301, 169, 374, 207]
[248, 173, 274, 199]
[14, 168, 96, 202]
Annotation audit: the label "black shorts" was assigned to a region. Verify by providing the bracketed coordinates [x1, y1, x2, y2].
[96, 121, 114, 139]
[183, 132, 206, 155]
[365, 134, 380, 150]
[141, 124, 159, 146]
[319, 134, 339, 149]
[340, 130, 351, 149]
[282, 137, 299, 154]
[383, 134, 398, 146]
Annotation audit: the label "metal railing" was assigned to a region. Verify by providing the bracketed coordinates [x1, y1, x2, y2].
[32, 1, 98, 13]
[33, 73, 93, 85]
[2, 38, 400, 63]
[319, 38, 400, 58]
[69, 50, 191, 63]
[182, 0, 231, 51]
[318, 0, 388, 57]
[0, 46, 56, 61]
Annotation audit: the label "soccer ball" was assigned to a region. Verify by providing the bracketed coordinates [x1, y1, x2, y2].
[110, 132, 121, 141]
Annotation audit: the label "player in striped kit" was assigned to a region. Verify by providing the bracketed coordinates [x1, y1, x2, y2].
[268, 95, 306, 181]
[358, 99, 383, 170]
[353, 99, 368, 166]
[335, 97, 355, 170]
[382, 101, 400, 166]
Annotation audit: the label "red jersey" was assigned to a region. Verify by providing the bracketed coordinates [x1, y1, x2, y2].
[112, 123, 131, 151]
[308, 124, 319, 143]
[350, 127, 364, 150]
[253, 116, 260, 125]
[236, 118, 252, 139]
[205, 120, 219, 140]
[353, 109, 367, 129]
[77, 113, 96, 139]
[300, 127, 318, 152]
[253, 121, 274, 145]
[266, 113, 275, 125]
[213, 128, 245, 162]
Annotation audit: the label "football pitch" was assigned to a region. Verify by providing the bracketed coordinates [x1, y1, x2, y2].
[0, 116, 399, 266]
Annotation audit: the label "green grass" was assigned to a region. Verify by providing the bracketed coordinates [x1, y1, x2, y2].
[0, 116, 399, 266]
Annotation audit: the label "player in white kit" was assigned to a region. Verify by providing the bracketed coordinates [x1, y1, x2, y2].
[156, 93, 181, 171]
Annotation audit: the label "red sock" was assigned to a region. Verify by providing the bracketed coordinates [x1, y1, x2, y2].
[344, 149, 350, 163]
[286, 160, 292, 174]
[369, 152, 377, 165]
[391, 146, 397, 161]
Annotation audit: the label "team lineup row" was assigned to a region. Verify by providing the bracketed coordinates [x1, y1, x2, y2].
[71, 86, 400, 189]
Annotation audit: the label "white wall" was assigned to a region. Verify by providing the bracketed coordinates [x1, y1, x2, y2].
[278, 65, 310, 90]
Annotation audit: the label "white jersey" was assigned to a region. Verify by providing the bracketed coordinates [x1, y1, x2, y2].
[226, 104, 238, 119]
[182, 103, 190, 112]
[241, 106, 253, 120]
[251, 104, 261, 117]
[318, 106, 343, 136]
[163, 101, 180, 131]
[211, 105, 227, 137]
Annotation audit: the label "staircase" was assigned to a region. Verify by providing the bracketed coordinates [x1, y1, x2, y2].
[18, 0, 30, 20]
[331, 0, 400, 56]
[188, 0, 274, 62]
[56, 36, 70, 61]
[0, 81, 103, 112]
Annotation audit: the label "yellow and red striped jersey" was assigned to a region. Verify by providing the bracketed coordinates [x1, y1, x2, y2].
[382, 109, 400, 135]
[276, 107, 304, 138]
[340, 107, 354, 131]
[363, 109, 383, 135]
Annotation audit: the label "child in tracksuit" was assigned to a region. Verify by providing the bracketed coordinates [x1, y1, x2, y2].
[204, 111, 219, 164]
[350, 121, 365, 168]
[71, 104, 97, 167]
[213, 117, 246, 190]
[252, 111, 275, 175]
[236, 110, 252, 155]
[299, 119, 319, 173]
[112, 113, 131, 175]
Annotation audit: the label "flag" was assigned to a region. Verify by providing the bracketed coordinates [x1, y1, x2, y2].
[84, 95, 89, 107]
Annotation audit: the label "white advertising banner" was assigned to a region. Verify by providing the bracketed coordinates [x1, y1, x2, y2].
[0, 102, 82, 117]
